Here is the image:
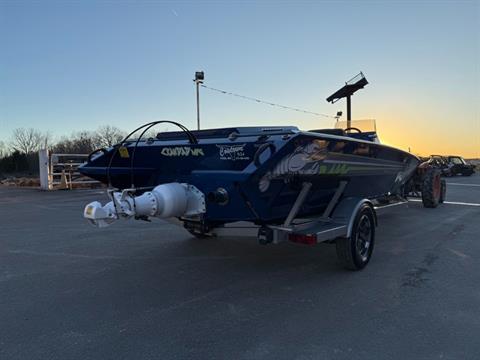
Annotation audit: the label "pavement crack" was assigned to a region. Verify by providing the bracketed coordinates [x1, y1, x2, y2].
[402, 267, 430, 288]
[422, 253, 438, 266]
[449, 223, 465, 236]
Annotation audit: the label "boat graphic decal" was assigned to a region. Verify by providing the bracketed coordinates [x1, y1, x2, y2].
[258, 139, 408, 192]
[317, 164, 349, 175]
[161, 147, 205, 157]
[259, 140, 340, 192]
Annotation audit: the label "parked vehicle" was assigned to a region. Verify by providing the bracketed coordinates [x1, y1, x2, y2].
[428, 155, 452, 177]
[447, 155, 475, 176]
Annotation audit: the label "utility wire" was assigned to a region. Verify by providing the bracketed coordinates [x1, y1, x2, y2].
[200, 84, 336, 119]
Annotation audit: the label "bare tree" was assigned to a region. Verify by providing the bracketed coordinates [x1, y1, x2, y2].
[42, 131, 53, 150]
[142, 129, 159, 140]
[53, 131, 97, 154]
[10, 128, 46, 154]
[128, 127, 161, 141]
[94, 125, 125, 148]
[0, 140, 8, 158]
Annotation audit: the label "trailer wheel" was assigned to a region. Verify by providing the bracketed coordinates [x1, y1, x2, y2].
[439, 179, 446, 203]
[422, 169, 441, 208]
[184, 222, 214, 239]
[336, 204, 375, 271]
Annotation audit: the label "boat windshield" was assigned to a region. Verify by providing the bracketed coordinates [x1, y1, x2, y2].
[335, 119, 376, 133]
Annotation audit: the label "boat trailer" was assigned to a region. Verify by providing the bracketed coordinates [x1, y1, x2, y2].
[85, 178, 419, 270]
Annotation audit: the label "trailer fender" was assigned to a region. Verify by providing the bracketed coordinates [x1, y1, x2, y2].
[330, 197, 376, 239]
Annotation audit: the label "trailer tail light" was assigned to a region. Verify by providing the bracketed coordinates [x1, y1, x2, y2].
[289, 233, 317, 245]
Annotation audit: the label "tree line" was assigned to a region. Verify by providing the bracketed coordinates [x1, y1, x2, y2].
[0, 125, 126, 176]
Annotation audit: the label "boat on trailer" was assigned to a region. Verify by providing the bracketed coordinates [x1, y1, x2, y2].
[80, 75, 444, 270]
[80, 119, 443, 270]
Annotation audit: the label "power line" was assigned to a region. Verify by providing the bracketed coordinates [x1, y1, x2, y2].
[200, 84, 336, 119]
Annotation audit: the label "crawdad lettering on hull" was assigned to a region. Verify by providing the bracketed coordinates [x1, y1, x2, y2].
[161, 147, 205, 157]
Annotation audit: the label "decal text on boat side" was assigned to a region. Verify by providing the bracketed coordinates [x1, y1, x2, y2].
[161, 147, 205, 157]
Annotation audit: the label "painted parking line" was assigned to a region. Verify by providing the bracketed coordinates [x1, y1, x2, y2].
[409, 199, 480, 207]
[446, 183, 480, 187]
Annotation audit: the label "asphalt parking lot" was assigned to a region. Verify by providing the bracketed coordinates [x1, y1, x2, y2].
[1, 174, 480, 360]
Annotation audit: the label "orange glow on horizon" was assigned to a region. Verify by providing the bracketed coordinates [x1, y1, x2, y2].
[377, 120, 479, 159]
[299, 115, 478, 159]
[301, 113, 479, 159]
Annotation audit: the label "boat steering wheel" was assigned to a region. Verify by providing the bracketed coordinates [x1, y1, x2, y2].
[344, 127, 362, 133]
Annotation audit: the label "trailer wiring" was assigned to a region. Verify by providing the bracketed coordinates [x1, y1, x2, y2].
[105, 120, 198, 189]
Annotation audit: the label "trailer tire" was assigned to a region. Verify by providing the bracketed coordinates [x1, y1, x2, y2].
[184, 222, 214, 239]
[422, 169, 441, 208]
[336, 204, 375, 271]
[439, 179, 446, 203]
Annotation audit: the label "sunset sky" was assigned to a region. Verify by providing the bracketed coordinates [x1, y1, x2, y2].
[1, 1, 479, 157]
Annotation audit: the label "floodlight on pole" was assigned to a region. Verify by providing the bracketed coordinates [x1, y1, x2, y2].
[335, 111, 343, 122]
[194, 71, 204, 130]
[326, 72, 368, 128]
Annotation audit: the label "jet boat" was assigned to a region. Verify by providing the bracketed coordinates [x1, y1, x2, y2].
[80, 119, 420, 221]
[79, 118, 445, 270]
[79, 119, 420, 227]
[79, 72, 445, 270]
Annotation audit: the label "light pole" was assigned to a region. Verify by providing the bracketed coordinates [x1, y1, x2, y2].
[194, 71, 204, 130]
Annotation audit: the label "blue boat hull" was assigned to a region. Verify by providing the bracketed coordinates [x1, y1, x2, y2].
[79, 127, 419, 224]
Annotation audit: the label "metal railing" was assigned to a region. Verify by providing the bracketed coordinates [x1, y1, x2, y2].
[39, 149, 100, 190]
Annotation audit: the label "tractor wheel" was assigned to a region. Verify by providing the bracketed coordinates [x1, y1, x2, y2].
[422, 169, 442, 208]
[439, 179, 446, 203]
[336, 204, 375, 271]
